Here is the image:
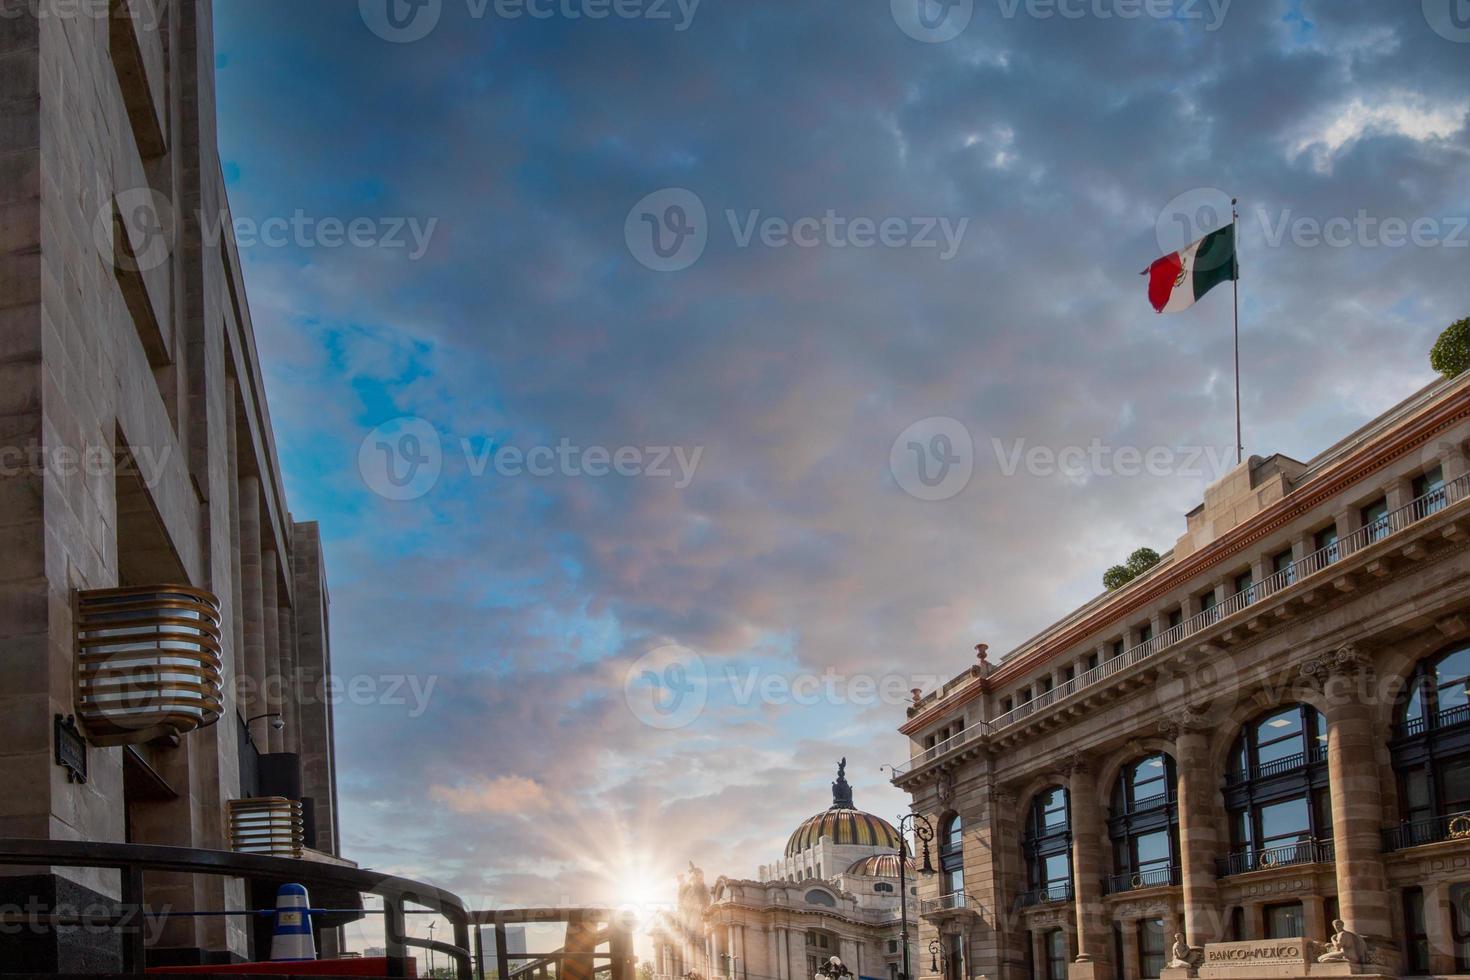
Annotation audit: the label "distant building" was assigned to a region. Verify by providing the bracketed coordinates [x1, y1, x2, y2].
[651, 762, 918, 980]
[892, 375, 1470, 980]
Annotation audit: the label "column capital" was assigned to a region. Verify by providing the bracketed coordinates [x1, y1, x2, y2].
[1300, 643, 1371, 689]
[1157, 707, 1211, 741]
[1062, 752, 1092, 779]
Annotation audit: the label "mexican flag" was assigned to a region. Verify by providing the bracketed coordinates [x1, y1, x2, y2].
[1145, 224, 1239, 314]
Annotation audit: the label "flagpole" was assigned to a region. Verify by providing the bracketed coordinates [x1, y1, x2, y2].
[1232, 197, 1242, 466]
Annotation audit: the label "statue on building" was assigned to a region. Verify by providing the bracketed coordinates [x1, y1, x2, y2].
[1317, 921, 1365, 964]
[1166, 934, 1204, 974]
[815, 956, 852, 980]
[831, 758, 854, 809]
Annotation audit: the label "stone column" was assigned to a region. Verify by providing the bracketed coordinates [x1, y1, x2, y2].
[278, 603, 298, 754]
[261, 549, 283, 753]
[1440, 441, 1469, 483]
[1170, 717, 1222, 946]
[1385, 476, 1414, 512]
[1310, 646, 1394, 943]
[1068, 757, 1108, 977]
[1302, 897, 1326, 944]
[239, 475, 267, 750]
[1424, 881, 1455, 975]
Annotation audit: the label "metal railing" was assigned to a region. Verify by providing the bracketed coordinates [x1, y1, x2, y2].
[1102, 865, 1180, 895]
[1383, 811, 1470, 851]
[0, 836, 474, 976]
[1225, 745, 1328, 784]
[486, 910, 635, 980]
[1396, 702, 1470, 740]
[1016, 881, 1073, 908]
[892, 472, 1470, 776]
[921, 892, 969, 914]
[1216, 839, 1335, 877]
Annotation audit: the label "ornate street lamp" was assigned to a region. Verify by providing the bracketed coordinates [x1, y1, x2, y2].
[876, 786, 936, 980]
[929, 940, 943, 977]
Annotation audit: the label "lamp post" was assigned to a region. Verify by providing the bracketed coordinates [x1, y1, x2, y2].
[894, 811, 935, 980]
[928, 940, 943, 978]
[428, 922, 437, 975]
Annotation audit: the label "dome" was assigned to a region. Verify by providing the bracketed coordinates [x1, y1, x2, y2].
[785, 807, 901, 857]
[844, 853, 914, 878]
[783, 759, 899, 858]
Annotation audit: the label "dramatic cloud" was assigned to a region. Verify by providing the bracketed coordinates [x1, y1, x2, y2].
[211, 0, 1470, 941]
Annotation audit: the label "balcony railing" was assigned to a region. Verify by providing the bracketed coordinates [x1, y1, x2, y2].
[921, 892, 969, 914]
[1225, 745, 1328, 784]
[75, 585, 224, 746]
[1016, 882, 1074, 908]
[1383, 811, 1470, 851]
[1103, 865, 1180, 894]
[892, 472, 1470, 776]
[1216, 839, 1335, 877]
[1396, 702, 1470, 740]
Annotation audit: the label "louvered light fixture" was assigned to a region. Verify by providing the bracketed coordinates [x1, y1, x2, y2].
[228, 797, 306, 858]
[75, 585, 224, 746]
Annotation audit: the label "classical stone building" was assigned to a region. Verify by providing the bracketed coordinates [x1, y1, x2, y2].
[0, 0, 344, 969]
[892, 374, 1470, 980]
[651, 764, 919, 980]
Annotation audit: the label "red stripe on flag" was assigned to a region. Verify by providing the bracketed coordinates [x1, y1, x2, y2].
[1147, 251, 1184, 314]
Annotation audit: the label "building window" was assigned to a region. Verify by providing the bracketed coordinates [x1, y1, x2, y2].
[1138, 622, 1154, 645]
[1362, 497, 1391, 543]
[1111, 640, 1125, 660]
[946, 934, 964, 980]
[1223, 705, 1331, 874]
[1139, 918, 1167, 978]
[940, 813, 964, 904]
[1404, 887, 1430, 975]
[1063, 666, 1075, 683]
[1315, 524, 1340, 563]
[1044, 929, 1068, 980]
[1416, 465, 1447, 517]
[1392, 643, 1470, 847]
[1040, 677, 1054, 695]
[1272, 548, 1296, 587]
[1020, 688, 1032, 704]
[1234, 569, 1255, 604]
[1001, 697, 1014, 714]
[1264, 902, 1304, 940]
[874, 882, 893, 893]
[1022, 787, 1072, 905]
[1199, 590, 1219, 623]
[1107, 754, 1179, 892]
[1168, 608, 1183, 629]
[1085, 653, 1099, 671]
[805, 889, 836, 907]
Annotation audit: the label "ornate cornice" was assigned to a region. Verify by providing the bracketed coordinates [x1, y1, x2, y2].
[1300, 643, 1371, 689]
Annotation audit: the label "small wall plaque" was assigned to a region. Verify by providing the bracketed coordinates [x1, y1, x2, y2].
[55, 714, 88, 784]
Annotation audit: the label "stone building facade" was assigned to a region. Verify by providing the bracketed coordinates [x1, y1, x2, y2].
[651, 766, 919, 980]
[892, 374, 1470, 980]
[0, 0, 343, 970]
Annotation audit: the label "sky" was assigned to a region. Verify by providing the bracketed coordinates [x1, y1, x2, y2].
[209, 0, 1470, 940]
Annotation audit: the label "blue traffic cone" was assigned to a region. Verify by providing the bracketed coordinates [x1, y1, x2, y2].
[269, 883, 317, 962]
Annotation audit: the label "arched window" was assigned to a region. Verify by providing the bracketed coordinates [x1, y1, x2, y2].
[805, 889, 836, 908]
[1222, 705, 1332, 875]
[940, 814, 965, 907]
[1107, 754, 1179, 893]
[1021, 787, 1072, 906]
[874, 882, 894, 894]
[1391, 644, 1470, 848]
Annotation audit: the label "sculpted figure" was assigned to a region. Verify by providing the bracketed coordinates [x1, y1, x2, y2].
[1317, 920, 1365, 964]
[1166, 933, 1204, 972]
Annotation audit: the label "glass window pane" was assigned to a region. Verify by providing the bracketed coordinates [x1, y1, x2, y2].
[1044, 853, 1071, 888]
[1437, 648, 1470, 710]
[1440, 757, 1470, 813]
[1134, 831, 1171, 869]
[1259, 797, 1311, 846]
